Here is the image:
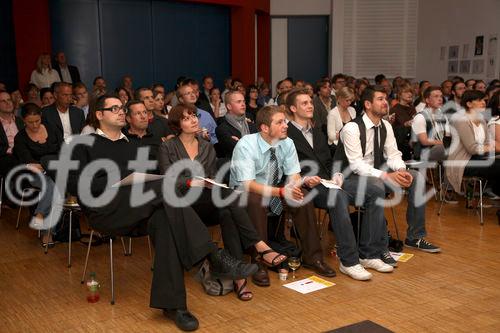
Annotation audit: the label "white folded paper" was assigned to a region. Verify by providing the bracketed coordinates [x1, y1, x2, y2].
[194, 176, 230, 189]
[112, 172, 165, 187]
[320, 179, 342, 190]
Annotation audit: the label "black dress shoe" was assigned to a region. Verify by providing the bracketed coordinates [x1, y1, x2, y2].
[163, 309, 199, 331]
[209, 248, 258, 280]
[251, 263, 270, 287]
[303, 260, 336, 277]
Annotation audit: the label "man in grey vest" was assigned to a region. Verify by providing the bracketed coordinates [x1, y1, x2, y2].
[334, 86, 441, 253]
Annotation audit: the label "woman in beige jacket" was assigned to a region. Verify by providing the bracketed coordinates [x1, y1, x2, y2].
[446, 90, 500, 198]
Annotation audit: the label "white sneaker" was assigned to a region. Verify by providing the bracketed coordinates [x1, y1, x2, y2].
[339, 263, 372, 281]
[359, 258, 394, 273]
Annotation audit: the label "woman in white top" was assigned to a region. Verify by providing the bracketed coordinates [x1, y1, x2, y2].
[446, 90, 500, 198]
[30, 53, 60, 89]
[327, 86, 356, 145]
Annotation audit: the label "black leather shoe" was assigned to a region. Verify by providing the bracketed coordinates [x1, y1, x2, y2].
[163, 309, 199, 331]
[303, 260, 336, 277]
[209, 248, 258, 280]
[251, 264, 270, 287]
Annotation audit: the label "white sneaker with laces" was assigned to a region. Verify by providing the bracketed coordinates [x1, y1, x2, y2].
[339, 263, 372, 280]
[359, 258, 394, 273]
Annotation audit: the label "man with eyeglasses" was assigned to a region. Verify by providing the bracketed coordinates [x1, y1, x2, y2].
[177, 83, 218, 145]
[123, 100, 162, 171]
[41, 82, 85, 147]
[66, 94, 257, 331]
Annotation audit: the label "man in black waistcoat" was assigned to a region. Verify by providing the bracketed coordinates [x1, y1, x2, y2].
[65, 94, 257, 331]
[286, 88, 391, 280]
[334, 86, 441, 254]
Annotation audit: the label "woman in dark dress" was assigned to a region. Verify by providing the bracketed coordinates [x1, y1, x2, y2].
[13, 103, 61, 245]
[158, 103, 287, 301]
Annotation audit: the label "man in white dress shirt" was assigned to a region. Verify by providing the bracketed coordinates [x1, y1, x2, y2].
[334, 85, 441, 253]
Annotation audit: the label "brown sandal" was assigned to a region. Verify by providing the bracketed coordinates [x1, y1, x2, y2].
[234, 280, 253, 301]
[257, 249, 288, 267]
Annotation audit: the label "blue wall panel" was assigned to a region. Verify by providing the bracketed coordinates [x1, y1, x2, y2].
[152, 1, 230, 89]
[50, 0, 101, 90]
[49, 0, 231, 92]
[99, 0, 154, 89]
[287, 16, 329, 84]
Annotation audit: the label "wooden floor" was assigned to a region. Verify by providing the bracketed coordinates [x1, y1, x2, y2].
[1, 197, 500, 333]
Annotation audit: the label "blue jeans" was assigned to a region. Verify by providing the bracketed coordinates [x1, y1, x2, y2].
[313, 175, 388, 265]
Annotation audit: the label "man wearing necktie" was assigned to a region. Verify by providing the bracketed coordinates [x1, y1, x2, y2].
[334, 86, 441, 254]
[230, 105, 336, 287]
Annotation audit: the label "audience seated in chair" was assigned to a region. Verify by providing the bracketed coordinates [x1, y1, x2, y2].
[215, 90, 257, 158]
[158, 103, 287, 301]
[41, 82, 85, 146]
[286, 88, 392, 280]
[13, 103, 62, 245]
[230, 105, 336, 288]
[446, 90, 500, 204]
[177, 82, 218, 145]
[67, 95, 257, 331]
[0, 91, 24, 181]
[334, 85, 441, 253]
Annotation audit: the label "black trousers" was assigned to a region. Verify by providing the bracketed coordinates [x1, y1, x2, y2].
[191, 188, 261, 260]
[82, 180, 216, 310]
[464, 156, 500, 195]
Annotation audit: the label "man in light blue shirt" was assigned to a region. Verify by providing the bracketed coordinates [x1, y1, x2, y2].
[230, 105, 335, 286]
[177, 83, 218, 145]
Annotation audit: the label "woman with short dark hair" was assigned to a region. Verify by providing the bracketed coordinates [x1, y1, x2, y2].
[159, 103, 287, 301]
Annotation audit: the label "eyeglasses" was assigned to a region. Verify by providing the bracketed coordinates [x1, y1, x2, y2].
[100, 105, 125, 113]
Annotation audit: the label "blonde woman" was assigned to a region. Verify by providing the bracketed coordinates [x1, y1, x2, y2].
[327, 86, 356, 145]
[29, 53, 60, 89]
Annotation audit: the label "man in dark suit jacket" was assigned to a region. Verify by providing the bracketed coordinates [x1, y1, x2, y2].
[0, 91, 24, 177]
[286, 88, 391, 281]
[42, 82, 85, 147]
[215, 90, 257, 158]
[53, 52, 81, 84]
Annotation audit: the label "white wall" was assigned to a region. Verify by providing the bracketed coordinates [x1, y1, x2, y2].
[416, 0, 500, 84]
[271, 0, 500, 84]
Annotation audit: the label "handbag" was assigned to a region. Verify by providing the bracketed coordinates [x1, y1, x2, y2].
[194, 259, 233, 296]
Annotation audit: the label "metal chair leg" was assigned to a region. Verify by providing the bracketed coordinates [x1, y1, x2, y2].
[110, 237, 115, 305]
[438, 164, 443, 201]
[68, 210, 72, 268]
[479, 179, 484, 225]
[128, 237, 132, 256]
[438, 182, 449, 216]
[120, 237, 127, 256]
[81, 230, 94, 283]
[16, 189, 26, 229]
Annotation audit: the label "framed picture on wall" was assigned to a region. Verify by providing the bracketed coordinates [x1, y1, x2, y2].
[448, 60, 458, 74]
[449, 45, 459, 59]
[475, 36, 484, 56]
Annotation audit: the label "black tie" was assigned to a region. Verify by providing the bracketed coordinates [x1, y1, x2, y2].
[268, 147, 283, 215]
[373, 126, 382, 169]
